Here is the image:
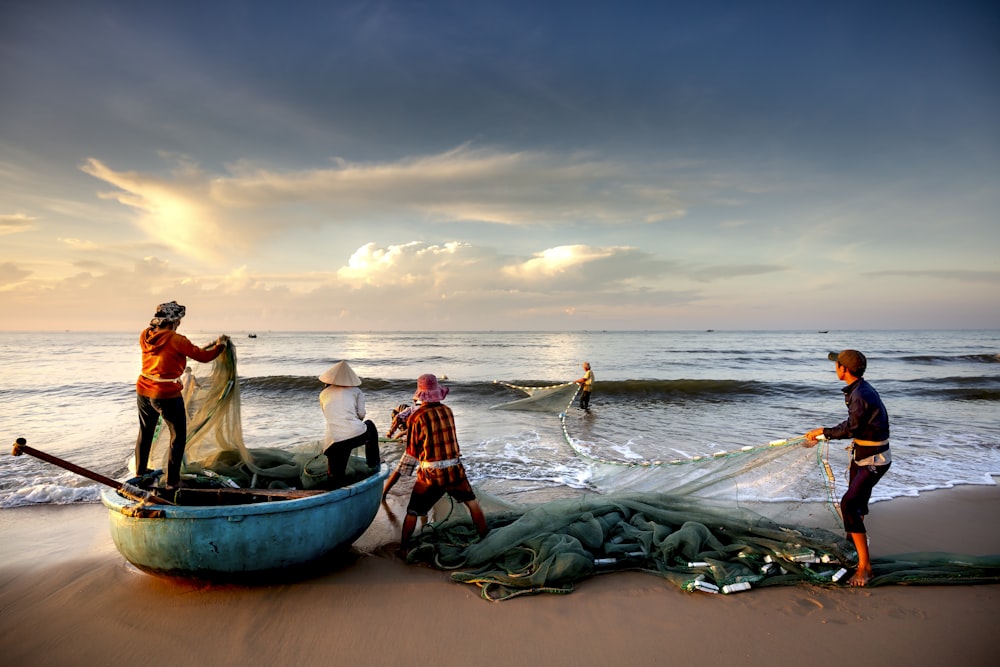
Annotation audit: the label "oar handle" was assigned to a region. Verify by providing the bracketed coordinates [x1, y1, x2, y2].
[11, 438, 173, 506]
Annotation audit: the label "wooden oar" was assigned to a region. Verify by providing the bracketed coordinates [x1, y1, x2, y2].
[11, 437, 174, 506]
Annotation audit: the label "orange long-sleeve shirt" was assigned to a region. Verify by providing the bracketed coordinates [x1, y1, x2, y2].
[135, 328, 224, 399]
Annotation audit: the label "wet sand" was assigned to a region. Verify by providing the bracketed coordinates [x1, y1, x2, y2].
[1, 482, 998, 667]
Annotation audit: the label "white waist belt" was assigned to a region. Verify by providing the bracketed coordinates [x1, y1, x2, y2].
[419, 457, 461, 470]
[140, 372, 182, 383]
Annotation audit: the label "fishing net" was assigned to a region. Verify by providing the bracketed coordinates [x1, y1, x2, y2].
[573, 432, 845, 530]
[489, 381, 580, 413]
[493, 380, 842, 531]
[407, 492, 1000, 601]
[144, 345, 334, 489]
[410, 380, 1000, 600]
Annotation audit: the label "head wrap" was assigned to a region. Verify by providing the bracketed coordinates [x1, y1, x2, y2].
[149, 301, 186, 328]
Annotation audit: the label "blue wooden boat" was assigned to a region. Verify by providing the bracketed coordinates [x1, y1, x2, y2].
[100, 463, 388, 579]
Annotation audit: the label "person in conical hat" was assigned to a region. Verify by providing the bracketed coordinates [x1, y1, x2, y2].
[319, 360, 379, 487]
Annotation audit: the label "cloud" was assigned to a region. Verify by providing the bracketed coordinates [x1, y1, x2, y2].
[17, 226, 822, 329]
[503, 244, 676, 290]
[686, 263, 786, 283]
[0, 213, 36, 235]
[505, 245, 610, 279]
[59, 238, 99, 250]
[80, 158, 231, 263]
[0, 262, 32, 289]
[337, 241, 480, 289]
[317, 241, 701, 329]
[866, 269, 1000, 284]
[80, 146, 690, 262]
[334, 241, 678, 297]
[3, 235, 707, 329]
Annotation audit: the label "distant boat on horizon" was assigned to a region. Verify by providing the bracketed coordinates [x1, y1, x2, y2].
[248, 333, 257, 339]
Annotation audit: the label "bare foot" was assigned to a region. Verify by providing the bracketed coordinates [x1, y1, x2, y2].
[849, 568, 872, 587]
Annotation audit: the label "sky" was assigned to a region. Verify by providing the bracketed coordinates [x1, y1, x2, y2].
[2, 0, 998, 332]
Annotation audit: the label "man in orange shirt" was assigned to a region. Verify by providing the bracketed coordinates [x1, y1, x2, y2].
[135, 301, 230, 487]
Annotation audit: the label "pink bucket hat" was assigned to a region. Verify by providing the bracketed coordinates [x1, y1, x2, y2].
[413, 373, 449, 403]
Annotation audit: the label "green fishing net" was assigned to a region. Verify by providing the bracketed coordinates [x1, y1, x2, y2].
[407, 491, 1000, 601]
[401, 383, 1000, 600]
[144, 345, 327, 489]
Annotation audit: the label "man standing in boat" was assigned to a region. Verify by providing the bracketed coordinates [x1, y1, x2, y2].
[398, 374, 487, 555]
[135, 301, 229, 488]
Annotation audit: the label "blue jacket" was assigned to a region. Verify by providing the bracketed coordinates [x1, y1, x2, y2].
[823, 378, 890, 442]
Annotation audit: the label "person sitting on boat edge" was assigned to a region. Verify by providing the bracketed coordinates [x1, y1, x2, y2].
[135, 300, 230, 488]
[399, 373, 488, 556]
[803, 349, 891, 587]
[319, 360, 380, 488]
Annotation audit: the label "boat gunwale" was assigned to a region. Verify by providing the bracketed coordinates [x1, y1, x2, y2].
[100, 463, 389, 519]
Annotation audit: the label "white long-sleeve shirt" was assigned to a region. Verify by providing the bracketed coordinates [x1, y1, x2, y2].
[320, 385, 368, 443]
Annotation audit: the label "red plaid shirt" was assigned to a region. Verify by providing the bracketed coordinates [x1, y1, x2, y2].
[405, 402, 466, 486]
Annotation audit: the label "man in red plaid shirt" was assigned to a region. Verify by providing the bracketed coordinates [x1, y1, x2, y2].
[399, 374, 488, 554]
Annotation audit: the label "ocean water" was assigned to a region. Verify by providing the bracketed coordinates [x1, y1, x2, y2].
[2, 330, 999, 510]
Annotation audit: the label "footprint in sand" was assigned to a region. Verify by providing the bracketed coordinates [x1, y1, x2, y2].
[888, 607, 928, 620]
[798, 597, 824, 611]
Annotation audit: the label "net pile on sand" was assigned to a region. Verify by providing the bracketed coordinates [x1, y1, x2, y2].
[408, 491, 1000, 600]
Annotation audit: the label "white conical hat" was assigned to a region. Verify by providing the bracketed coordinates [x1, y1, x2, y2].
[318, 361, 361, 386]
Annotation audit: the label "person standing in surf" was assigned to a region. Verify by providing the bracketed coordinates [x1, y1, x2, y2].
[575, 362, 594, 411]
[135, 301, 230, 488]
[803, 349, 891, 587]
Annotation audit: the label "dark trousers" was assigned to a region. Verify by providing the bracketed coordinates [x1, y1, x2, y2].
[136, 394, 187, 485]
[324, 420, 379, 487]
[841, 460, 891, 533]
[579, 389, 591, 410]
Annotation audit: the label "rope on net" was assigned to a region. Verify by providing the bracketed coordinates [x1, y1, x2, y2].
[559, 405, 842, 511]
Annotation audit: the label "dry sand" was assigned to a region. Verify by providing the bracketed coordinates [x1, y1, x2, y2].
[1, 482, 998, 667]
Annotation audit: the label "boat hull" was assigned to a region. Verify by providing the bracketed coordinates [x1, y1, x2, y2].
[101, 464, 388, 578]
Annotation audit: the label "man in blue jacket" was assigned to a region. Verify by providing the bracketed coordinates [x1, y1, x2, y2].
[804, 349, 891, 587]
